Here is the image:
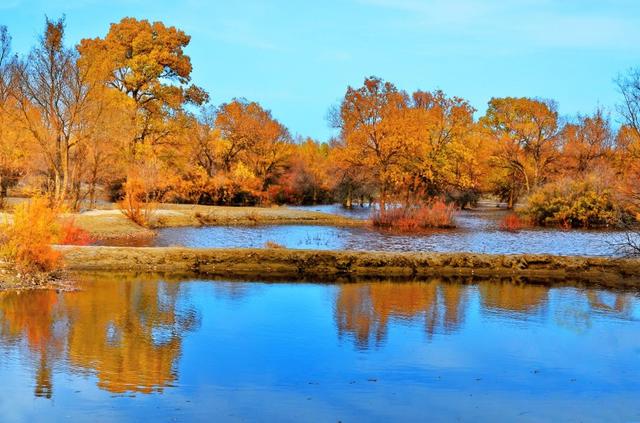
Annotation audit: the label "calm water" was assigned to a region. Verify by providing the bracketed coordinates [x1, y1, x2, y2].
[152, 207, 625, 256]
[1, 276, 639, 422]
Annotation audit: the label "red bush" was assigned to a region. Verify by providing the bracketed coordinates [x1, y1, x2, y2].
[60, 218, 94, 246]
[499, 213, 527, 232]
[372, 200, 456, 231]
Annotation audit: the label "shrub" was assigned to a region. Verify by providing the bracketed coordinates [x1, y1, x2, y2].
[246, 210, 260, 224]
[524, 178, 629, 228]
[372, 200, 456, 231]
[60, 218, 93, 246]
[264, 240, 285, 249]
[499, 213, 528, 232]
[0, 197, 62, 274]
[117, 177, 158, 227]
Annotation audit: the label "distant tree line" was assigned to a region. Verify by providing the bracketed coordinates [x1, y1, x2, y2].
[0, 17, 639, 227]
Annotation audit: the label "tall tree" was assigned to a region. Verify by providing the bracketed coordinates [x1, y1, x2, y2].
[560, 109, 613, 176]
[215, 98, 291, 189]
[334, 77, 410, 212]
[616, 68, 640, 138]
[480, 97, 559, 207]
[78, 17, 208, 157]
[0, 25, 26, 203]
[616, 69, 640, 213]
[13, 18, 93, 203]
[408, 90, 477, 199]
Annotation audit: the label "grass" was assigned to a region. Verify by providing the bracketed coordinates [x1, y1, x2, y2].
[155, 204, 363, 227]
[372, 201, 456, 231]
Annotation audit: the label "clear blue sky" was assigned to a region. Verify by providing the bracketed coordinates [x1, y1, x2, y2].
[2, 0, 639, 140]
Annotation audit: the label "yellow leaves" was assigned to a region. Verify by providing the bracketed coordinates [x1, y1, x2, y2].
[215, 98, 291, 183]
[337, 77, 479, 200]
[232, 161, 255, 179]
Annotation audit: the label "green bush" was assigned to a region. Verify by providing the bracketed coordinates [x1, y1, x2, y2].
[524, 179, 630, 228]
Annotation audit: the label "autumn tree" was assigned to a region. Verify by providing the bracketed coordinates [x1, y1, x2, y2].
[191, 106, 221, 178]
[617, 68, 640, 138]
[328, 137, 376, 208]
[406, 90, 478, 204]
[560, 109, 613, 177]
[480, 97, 560, 207]
[334, 77, 411, 212]
[616, 69, 640, 214]
[78, 17, 208, 158]
[275, 138, 333, 204]
[215, 98, 291, 191]
[0, 25, 27, 204]
[12, 18, 96, 203]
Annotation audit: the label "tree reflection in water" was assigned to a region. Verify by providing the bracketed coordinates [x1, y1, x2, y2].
[334, 278, 638, 348]
[334, 280, 469, 348]
[0, 275, 638, 399]
[0, 290, 62, 398]
[0, 274, 200, 397]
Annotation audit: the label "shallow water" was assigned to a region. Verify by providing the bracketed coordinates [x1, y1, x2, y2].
[1, 276, 639, 422]
[153, 207, 626, 256]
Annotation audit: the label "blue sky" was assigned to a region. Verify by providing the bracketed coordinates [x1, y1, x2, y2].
[1, 0, 639, 140]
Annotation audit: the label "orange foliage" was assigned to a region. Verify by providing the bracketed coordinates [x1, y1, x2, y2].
[0, 197, 61, 273]
[0, 17, 638, 229]
[499, 213, 528, 232]
[372, 200, 456, 231]
[60, 218, 93, 246]
[117, 177, 158, 227]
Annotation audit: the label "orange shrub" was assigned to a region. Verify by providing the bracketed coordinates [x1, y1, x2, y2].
[499, 213, 527, 232]
[118, 177, 158, 227]
[0, 197, 62, 273]
[372, 200, 456, 231]
[60, 218, 93, 246]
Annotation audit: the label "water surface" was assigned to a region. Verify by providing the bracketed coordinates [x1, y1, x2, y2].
[153, 207, 625, 256]
[1, 275, 639, 422]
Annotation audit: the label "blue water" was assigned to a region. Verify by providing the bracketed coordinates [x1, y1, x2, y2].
[153, 208, 625, 256]
[1, 276, 639, 422]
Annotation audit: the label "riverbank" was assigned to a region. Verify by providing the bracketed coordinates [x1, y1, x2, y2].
[71, 205, 365, 241]
[54, 246, 640, 289]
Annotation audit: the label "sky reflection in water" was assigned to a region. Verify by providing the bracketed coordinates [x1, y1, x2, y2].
[154, 207, 625, 256]
[0, 275, 639, 422]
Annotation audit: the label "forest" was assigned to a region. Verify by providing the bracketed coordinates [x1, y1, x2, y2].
[0, 17, 639, 230]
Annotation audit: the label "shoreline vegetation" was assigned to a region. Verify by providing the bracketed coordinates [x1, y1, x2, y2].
[2, 201, 640, 291]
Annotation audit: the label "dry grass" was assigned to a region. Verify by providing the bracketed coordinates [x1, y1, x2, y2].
[372, 201, 456, 231]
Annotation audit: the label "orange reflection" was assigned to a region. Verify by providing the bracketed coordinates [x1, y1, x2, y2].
[335, 280, 468, 347]
[0, 290, 61, 398]
[64, 278, 197, 394]
[0, 275, 198, 396]
[478, 281, 549, 315]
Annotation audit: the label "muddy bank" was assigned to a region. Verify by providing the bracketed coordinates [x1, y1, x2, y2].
[57, 246, 640, 289]
[0, 266, 76, 291]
